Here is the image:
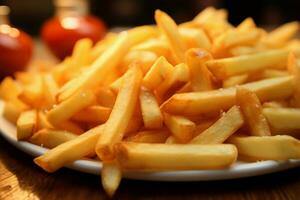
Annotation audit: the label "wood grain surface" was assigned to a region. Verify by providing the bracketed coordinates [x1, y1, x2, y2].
[1, 136, 300, 200]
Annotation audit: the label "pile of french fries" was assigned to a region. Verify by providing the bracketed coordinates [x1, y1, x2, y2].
[1, 7, 300, 196]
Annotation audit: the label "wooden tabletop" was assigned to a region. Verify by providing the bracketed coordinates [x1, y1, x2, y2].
[0, 136, 300, 200]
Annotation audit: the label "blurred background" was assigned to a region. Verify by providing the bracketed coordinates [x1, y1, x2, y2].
[1, 0, 300, 36]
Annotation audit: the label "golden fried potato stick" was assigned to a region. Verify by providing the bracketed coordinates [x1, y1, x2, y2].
[91, 33, 117, 61]
[96, 65, 143, 161]
[161, 76, 294, 116]
[261, 69, 289, 79]
[132, 38, 170, 57]
[237, 17, 256, 31]
[72, 105, 111, 124]
[185, 48, 214, 91]
[143, 56, 174, 90]
[125, 129, 170, 143]
[155, 10, 186, 63]
[287, 52, 300, 107]
[264, 21, 299, 47]
[263, 107, 300, 130]
[156, 63, 189, 100]
[0, 77, 28, 110]
[101, 161, 122, 198]
[115, 142, 237, 170]
[228, 135, 300, 161]
[34, 124, 104, 172]
[42, 74, 59, 108]
[163, 113, 196, 143]
[236, 87, 271, 136]
[190, 106, 243, 144]
[212, 29, 263, 57]
[30, 129, 77, 149]
[127, 25, 158, 46]
[206, 50, 289, 79]
[56, 32, 130, 102]
[47, 90, 95, 126]
[139, 87, 163, 129]
[3, 102, 22, 123]
[179, 27, 211, 50]
[223, 74, 248, 88]
[16, 110, 37, 140]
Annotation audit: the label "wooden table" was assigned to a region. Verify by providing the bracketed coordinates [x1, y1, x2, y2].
[0, 136, 300, 200]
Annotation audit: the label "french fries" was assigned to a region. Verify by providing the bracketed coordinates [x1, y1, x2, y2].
[139, 87, 163, 129]
[228, 135, 300, 161]
[34, 125, 104, 172]
[115, 142, 237, 170]
[163, 113, 196, 143]
[161, 76, 294, 115]
[30, 129, 77, 149]
[236, 87, 271, 136]
[185, 48, 214, 91]
[206, 50, 289, 79]
[16, 110, 37, 140]
[190, 106, 243, 144]
[96, 65, 143, 161]
[2, 7, 300, 197]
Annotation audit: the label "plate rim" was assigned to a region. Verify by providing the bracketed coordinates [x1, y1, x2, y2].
[1, 100, 300, 181]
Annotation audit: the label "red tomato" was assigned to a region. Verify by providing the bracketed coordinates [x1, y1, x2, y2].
[0, 26, 33, 78]
[41, 15, 106, 60]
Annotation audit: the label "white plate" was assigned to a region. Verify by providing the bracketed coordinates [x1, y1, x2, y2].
[1, 101, 300, 181]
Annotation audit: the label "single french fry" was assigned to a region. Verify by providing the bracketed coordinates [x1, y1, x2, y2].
[16, 110, 37, 140]
[0, 77, 28, 110]
[261, 69, 289, 79]
[156, 63, 189, 100]
[120, 51, 157, 74]
[161, 76, 294, 115]
[163, 113, 196, 143]
[3, 101, 24, 125]
[155, 10, 186, 63]
[125, 129, 169, 143]
[223, 74, 248, 88]
[139, 87, 163, 129]
[124, 115, 143, 136]
[42, 74, 59, 108]
[228, 135, 300, 161]
[47, 90, 95, 126]
[18, 73, 44, 108]
[56, 32, 130, 102]
[206, 50, 289, 79]
[193, 7, 217, 24]
[72, 105, 111, 124]
[115, 142, 237, 170]
[287, 53, 300, 107]
[30, 129, 77, 148]
[91, 33, 117, 61]
[229, 46, 260, 56]
[185, 48, 214, 91]
[56, 120, 84, 135]
[34, 124, 104, 172]
[96, 65, 143, 161]
[237, 17, 256, 31]
[101, 161, 122, 198]
[236, 87, 271, 136]
[132, 38, 170, 57]
[263, 107, 300, 130]
[95, 87, 116, 108]
[264, 21, 299, 47]
[212, 29, 262, 57]
[179, 27, 211, 50]
[127, 25, 158, 46]
[143, 56, 174, 90]
[190, 106, 243, 144]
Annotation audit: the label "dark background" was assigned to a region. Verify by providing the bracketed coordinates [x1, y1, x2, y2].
[0, 0, 300, 36]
